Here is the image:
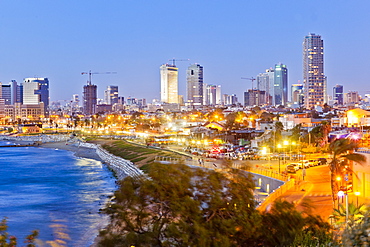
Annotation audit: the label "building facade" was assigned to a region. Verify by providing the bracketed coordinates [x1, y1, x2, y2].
[0, 83, 11, 105]
[257, 71, 272, 105]
[333, 84, 344, 105]
[160, 64, 179, 104]
[291, 84, 304, 105]
[244, 89, 266, 106]
[274, 63, 288, 106]
[186, 64, 203, 107]
[344, 91, 360, 105]
[104, 85, 119, 105]
[83, 83, 97, 115]
[23, 78, 49, 116]
[303, 33, 326, 109]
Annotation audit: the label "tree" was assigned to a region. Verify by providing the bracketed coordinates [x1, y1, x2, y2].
[99, 163, 334, 246]
[0, 218, 38, 247]
[274, 121, 284, 144]
[259, 200, 333, 246]
[328, 138, 366, 203]
[100, 163, 261, 246]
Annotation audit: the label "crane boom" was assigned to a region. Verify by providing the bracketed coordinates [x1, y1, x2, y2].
[168, 58, 190, 66]
[81, 70, 117, 85]
[241, 77, 257, 90]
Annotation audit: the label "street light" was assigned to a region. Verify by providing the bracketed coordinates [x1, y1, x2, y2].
[355, 191, 360, 207]
[277, 144, 282, 174]
[338, 190, 349, 223]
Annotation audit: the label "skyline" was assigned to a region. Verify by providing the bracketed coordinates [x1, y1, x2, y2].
[0, 1, 369, 102]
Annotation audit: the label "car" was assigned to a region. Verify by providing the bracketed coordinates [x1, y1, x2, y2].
[286, 164, 298, 173]
[300, 160, 311, 168]
[317, 158, 327, 165]
[308, 159, 318, 167]
[287, 163, 300, 171]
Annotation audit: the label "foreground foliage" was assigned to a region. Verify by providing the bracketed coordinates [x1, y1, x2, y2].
[0, 218, 38, 247]
[99, 163, 334, 247]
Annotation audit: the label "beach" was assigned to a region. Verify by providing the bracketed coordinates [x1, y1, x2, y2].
[40, 141, 104, 162]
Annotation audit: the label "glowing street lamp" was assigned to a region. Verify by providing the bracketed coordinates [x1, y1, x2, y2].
[355, 191, 360, 207]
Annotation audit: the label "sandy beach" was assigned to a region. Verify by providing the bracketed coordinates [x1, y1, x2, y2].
[40, 141, 104, 162]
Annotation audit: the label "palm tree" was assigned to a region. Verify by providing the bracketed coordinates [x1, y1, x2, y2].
[329, 138, 366, 203]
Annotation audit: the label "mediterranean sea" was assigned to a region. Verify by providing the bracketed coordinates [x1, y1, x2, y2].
[0, 141, 117, 246]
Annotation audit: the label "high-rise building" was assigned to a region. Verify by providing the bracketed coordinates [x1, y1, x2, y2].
[203, 84, 222, 105]
[186, 64, 203, 107]
[274, 63, 288, 106]
[291, 84, 304, 105]
[333, 85, 344, 105]
[344, 91, 360, 105]
[83, 83, 97, 115]
[23, 78, 49, 116]
[104, 85, 119, 105]
[257, 72, 271, 105]
[244, 89, 266, 106]
[223, 94, 238, 106]
[216, 85, 222, 105]
[303, 33, 326, 109]
[0, 83, 11, 105]
[160, 64, 179, 104]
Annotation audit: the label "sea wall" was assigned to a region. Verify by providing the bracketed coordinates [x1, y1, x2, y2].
[0, 134, 69, 143]
[79, 142, 145, 180]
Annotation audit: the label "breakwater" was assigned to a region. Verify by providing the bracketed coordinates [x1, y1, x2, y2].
[78, 142, 145, 180]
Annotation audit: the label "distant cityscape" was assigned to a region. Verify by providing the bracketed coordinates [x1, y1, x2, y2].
[0, 33, 367, 122]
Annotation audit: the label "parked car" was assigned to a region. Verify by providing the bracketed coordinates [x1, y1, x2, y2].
[287, 163, 300, 171]
[286, 164, 298, 173]
[308, 159, 318, 167]
[317, 158, 327, 165]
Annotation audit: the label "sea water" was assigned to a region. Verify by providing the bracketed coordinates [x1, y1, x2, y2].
[0, 141, 117, 246]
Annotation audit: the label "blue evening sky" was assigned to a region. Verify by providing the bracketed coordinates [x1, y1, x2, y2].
[0, 1, 369, 103]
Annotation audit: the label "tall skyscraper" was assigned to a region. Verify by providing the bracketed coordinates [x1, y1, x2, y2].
[333, 84, 344, 105]
[104, 85, 119, 105]
[83, 83, 97, 115]
[23, 78, 49, 115]
[257, 72, 271, 105]
[186, 64, 203, 107]
[303, 33, 326, 109]
[160, 64, 179, 104]
[274, 63, 288, 106]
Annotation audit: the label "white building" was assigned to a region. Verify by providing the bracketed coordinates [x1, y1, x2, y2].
[160, 64, 179, 104]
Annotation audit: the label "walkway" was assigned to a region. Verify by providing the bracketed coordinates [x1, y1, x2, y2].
[277, 165, 334, 220]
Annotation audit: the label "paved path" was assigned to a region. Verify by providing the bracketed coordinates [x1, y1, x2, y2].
[278, 165, 334, 220]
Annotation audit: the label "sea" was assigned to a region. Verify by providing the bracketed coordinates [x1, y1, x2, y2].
[0, 141, 117, 246]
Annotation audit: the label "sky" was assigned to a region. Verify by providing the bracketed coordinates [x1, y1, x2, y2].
[0, 0, 369, 103]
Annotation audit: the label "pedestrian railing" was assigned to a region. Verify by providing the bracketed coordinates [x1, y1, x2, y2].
[256, 178, 298, 212]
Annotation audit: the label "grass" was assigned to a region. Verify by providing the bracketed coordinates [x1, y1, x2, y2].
[101, 140, 184, 167]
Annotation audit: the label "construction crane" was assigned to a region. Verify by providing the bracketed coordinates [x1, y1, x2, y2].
[241, 77, 257, 90]
[81, 70, 117, 85]
[168, 58, 190, 66]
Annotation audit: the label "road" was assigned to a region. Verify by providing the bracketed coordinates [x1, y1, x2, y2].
[279, 165, 335, 220]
